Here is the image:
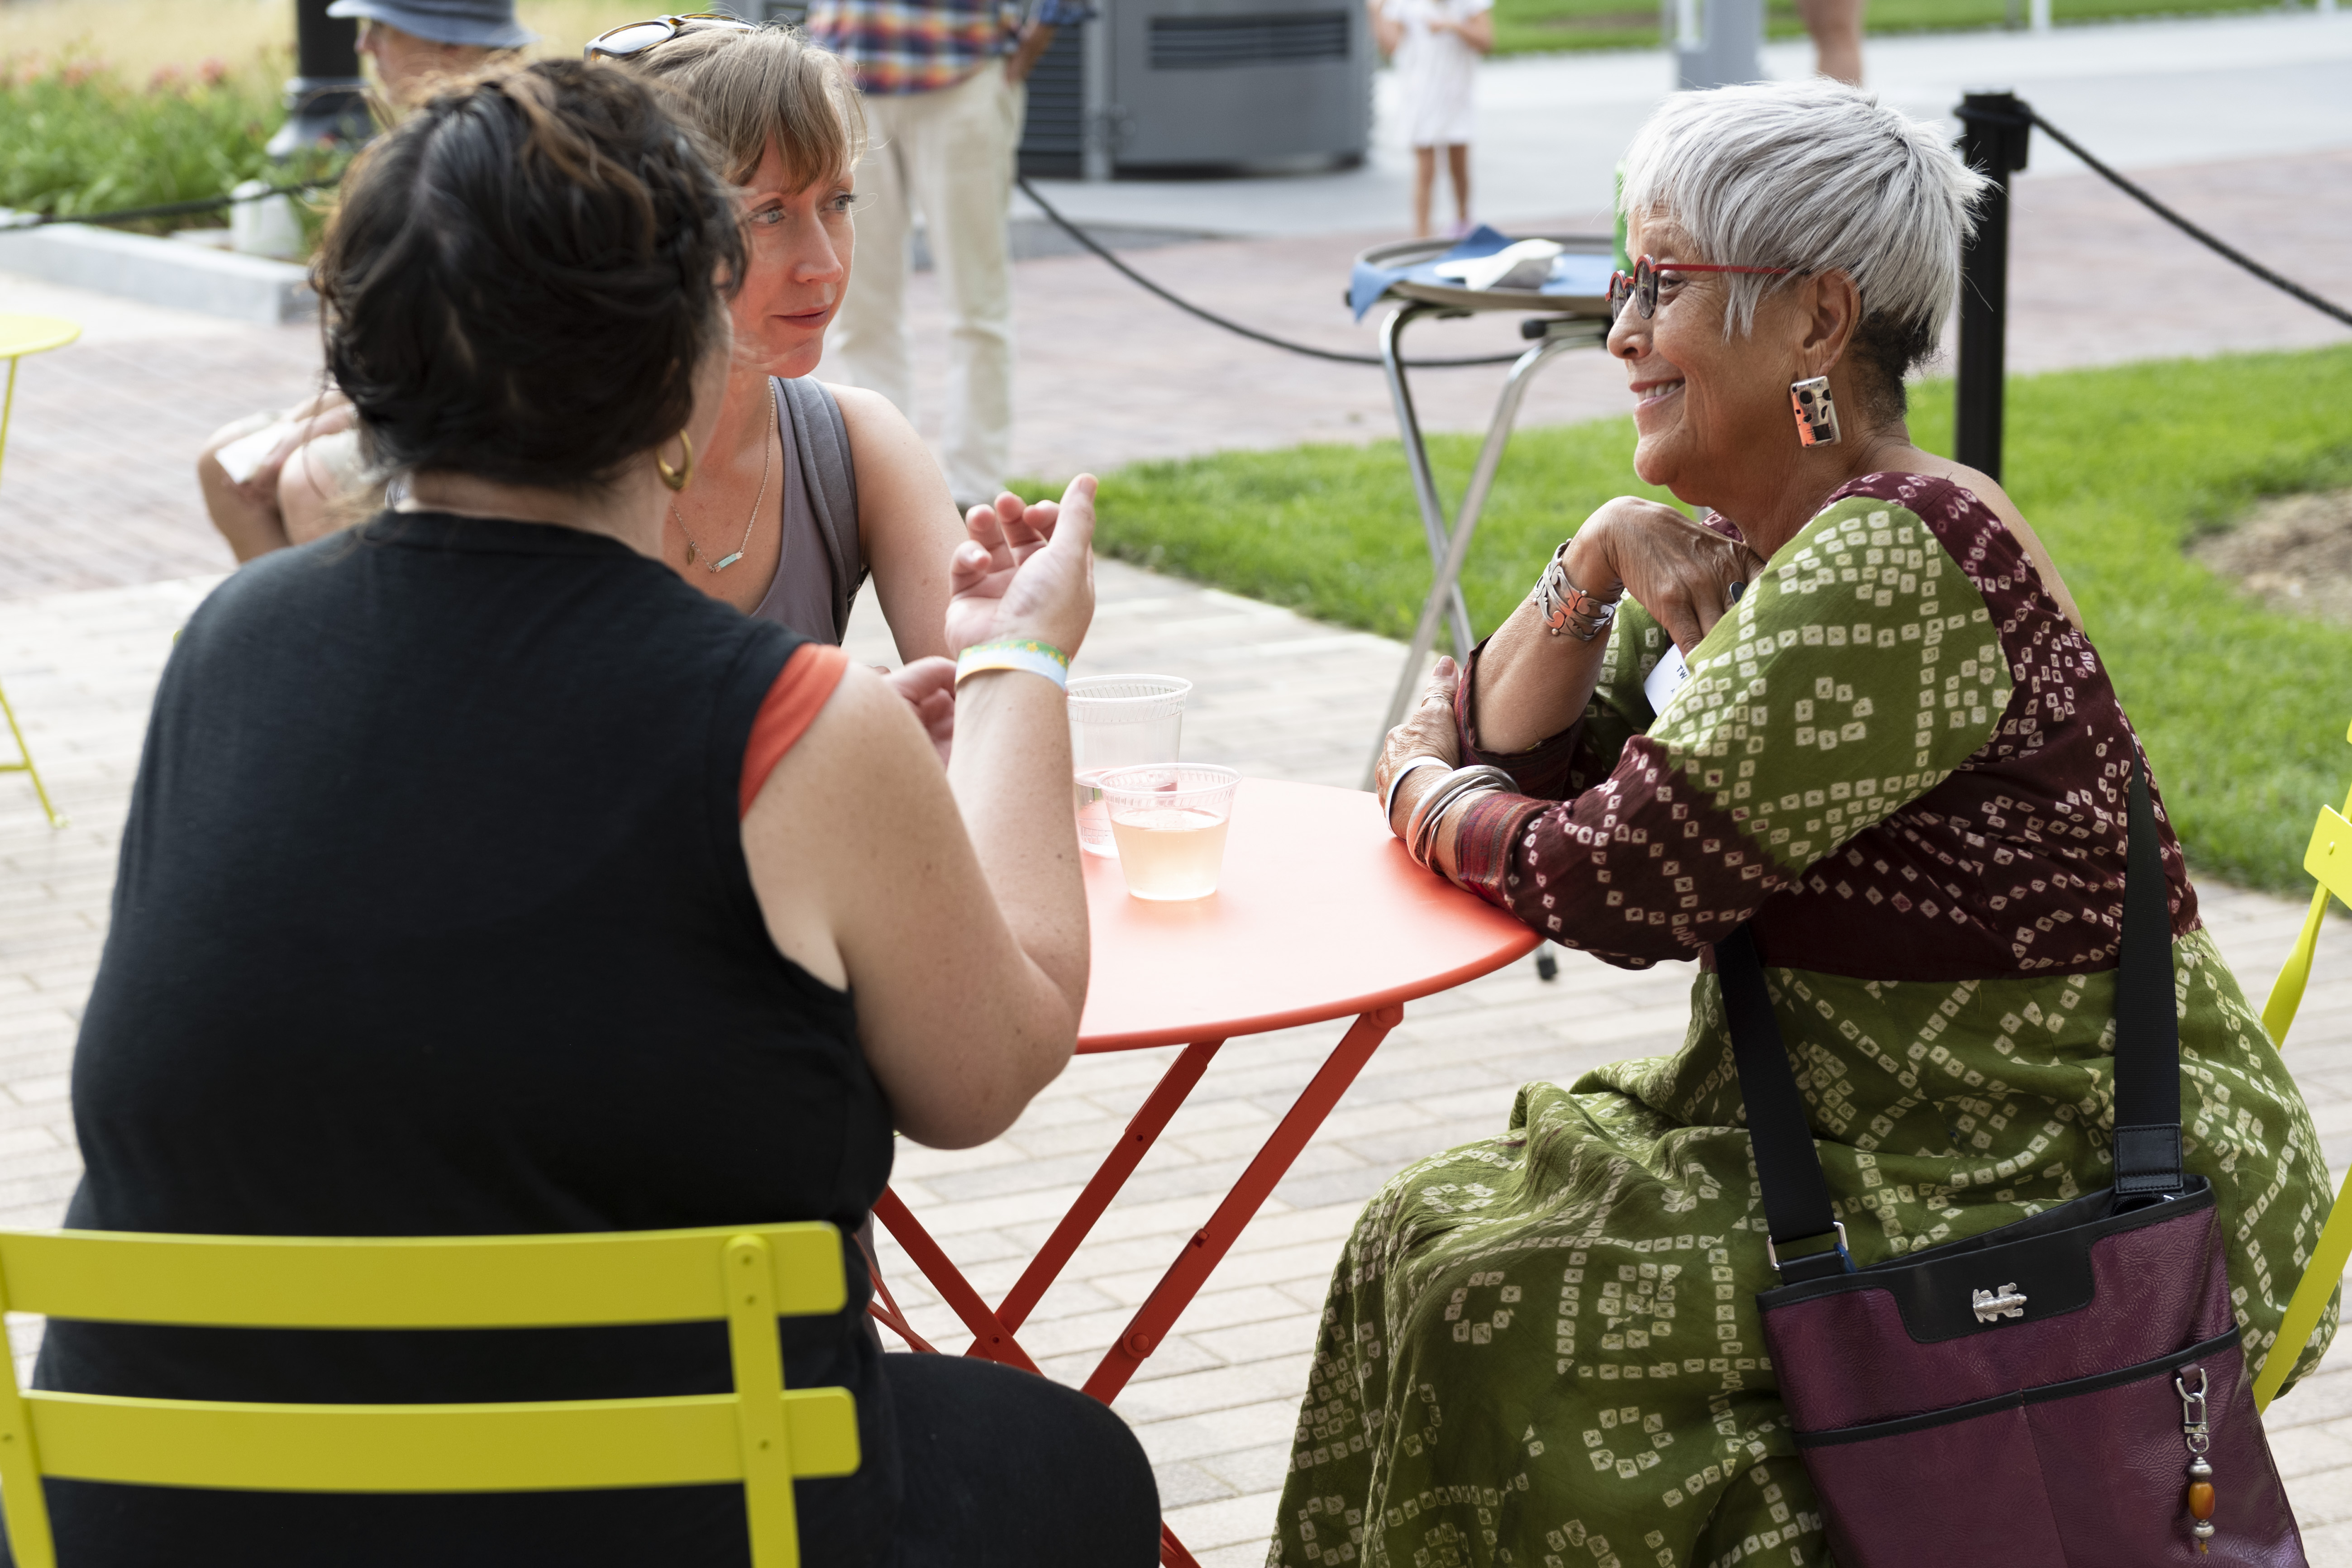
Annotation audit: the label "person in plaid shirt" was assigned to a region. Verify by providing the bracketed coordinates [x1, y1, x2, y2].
[808, 0, 1093, 505]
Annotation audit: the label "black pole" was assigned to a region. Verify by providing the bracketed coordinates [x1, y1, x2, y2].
[267, 0, 372, 158]
[1953, 91, 2031, 481]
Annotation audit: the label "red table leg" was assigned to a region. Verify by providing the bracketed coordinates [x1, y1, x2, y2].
[869, 1187, 1041, 1373]
[997, 1037, 1225, 1333]
[1159, 1520, 1205, 1568]
[872, 1006, 1404, 1568]
[1083, 1003, 1402, 1406]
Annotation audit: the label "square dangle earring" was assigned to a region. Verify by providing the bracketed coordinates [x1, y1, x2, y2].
[1790, 376, 1841, 447]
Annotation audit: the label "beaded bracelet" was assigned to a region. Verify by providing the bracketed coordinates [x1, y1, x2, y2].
[954, 637, 1071, 690]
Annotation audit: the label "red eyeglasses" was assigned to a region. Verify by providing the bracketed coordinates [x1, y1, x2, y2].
[1608, 254, 1799, 322]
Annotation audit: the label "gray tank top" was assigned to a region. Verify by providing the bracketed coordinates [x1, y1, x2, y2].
[749, 376, 866, 644]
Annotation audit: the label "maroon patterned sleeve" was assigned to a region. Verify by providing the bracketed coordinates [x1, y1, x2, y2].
[1448, 791, 1546, 910]
[1453, 640, 1586, 801]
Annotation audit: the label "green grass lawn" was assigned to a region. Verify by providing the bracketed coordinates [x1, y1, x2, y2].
[1488, 0, 2304, 55]
[1039, 345, 2352, 893]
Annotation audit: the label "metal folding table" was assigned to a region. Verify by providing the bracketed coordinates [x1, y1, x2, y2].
[865, 777, 1536, 1568]
[1351, 235, 1616, 786]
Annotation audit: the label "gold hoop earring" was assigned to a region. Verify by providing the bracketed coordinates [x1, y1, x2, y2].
[656, 430, 695, 492]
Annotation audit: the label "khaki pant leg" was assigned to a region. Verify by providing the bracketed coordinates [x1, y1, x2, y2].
[903, 64, 1021, 503]
[829, 90, 917, 418]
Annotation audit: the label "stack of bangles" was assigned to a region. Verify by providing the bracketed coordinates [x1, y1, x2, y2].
[954, 636, 1071, 689]
[1384, 758, 1518, 872]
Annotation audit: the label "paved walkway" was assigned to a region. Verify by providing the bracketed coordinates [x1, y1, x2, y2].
[4, 560, 2351, 1564]
[3, 145, 2348, 596]
[1025, 10, 2352, 236]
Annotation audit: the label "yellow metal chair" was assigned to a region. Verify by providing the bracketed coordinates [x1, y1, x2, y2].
[0, 1221, 860, 1568]
[2250, 718, 2352, 1409]
[0, 314, 83, 831]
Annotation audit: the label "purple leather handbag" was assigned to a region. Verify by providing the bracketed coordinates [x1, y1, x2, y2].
[1716, 759, 2307, 1566]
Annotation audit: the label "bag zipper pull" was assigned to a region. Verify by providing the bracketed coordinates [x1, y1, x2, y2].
[2176, 1366, 2216, 1552]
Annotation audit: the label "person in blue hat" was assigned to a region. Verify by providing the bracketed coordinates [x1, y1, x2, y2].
[328, 0, 535, 105]
[196, 2, 535, 561]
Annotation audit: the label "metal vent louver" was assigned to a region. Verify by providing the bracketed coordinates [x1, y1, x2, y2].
[1147, 10, 1351, 69]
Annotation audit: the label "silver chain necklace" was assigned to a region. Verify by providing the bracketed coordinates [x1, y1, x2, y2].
[670, 381, 776, 572]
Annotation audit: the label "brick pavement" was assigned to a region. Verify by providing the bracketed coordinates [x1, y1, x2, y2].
[5, 559, 2351, 1563]
[1, 110, 2350, 1566]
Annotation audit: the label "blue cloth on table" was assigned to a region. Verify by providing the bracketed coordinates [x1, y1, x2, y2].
[1347, 224, 1619, 321]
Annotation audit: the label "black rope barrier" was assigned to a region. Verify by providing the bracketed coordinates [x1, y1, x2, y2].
[1014, 175, 1525, 369]
[2025, 110, 2352, 331]
[0, 176, 343, 234]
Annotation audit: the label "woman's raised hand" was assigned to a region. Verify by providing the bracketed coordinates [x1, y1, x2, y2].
[943, 476, 1098, 660]
[1571, 497, 1765, 654]
[1373, 656, 1462, 812]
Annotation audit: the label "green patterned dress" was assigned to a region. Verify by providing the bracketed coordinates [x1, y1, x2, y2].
[1272, 473, 2331, 1568]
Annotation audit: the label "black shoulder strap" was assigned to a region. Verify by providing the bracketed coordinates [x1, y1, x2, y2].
[2110, 754, 2185, 1196]
[775, 376, 866, 642]
[1716, 925, 1851, 1282]
[1716, 751, 2180, 1281]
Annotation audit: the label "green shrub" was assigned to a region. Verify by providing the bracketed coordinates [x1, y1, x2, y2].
[0, 48, 332, 229]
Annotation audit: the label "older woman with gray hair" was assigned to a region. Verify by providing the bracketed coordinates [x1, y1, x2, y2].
[1274, 80, 2326, 1567]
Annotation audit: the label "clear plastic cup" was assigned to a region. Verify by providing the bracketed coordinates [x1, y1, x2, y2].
[1098, 764, 1239, 901]
[1069, 675, 1191, 858]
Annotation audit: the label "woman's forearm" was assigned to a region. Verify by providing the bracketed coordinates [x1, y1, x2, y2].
[1472, 522, 1624, 754]
[1469, 598, 1612, 755]
[946, 670, 1090, 1023]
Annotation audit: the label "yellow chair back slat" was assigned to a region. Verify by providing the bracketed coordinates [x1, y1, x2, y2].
[23, 1387, 858, 1492]
[0, 315, 80, 831]
[2262, 733, 2352, 1048]
[2307, 804, 2352, 909]
[2251, 724, 2352, 1411]
[0, 1222, 859, 1568]
[0, 1222, 845, 1327]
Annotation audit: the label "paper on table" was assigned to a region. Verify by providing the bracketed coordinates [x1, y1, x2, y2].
[1431, 238, 1563, 292]
[1347, 225, 1618, 320]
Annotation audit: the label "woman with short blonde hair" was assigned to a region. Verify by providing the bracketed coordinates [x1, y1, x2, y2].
[598, 17, 973, 705]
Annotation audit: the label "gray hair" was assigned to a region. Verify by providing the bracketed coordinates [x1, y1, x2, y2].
[1620, 79, 1987, 403]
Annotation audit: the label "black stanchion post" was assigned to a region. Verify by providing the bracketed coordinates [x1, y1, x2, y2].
[267, 0, 372, 158]
[1953, 91, 2032, 481]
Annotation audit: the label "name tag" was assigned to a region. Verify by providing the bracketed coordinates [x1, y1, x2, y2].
[1643, 645, 1691, 718]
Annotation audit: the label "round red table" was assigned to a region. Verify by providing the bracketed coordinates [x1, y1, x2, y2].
[870, 778, 1536, 1567]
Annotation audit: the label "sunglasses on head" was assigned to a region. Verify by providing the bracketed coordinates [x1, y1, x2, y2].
[584, 13, 758, 61]
[1608, 254, 1798, 323]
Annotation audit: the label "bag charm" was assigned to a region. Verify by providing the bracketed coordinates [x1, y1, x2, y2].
[2179, 1365, 2217, 1552]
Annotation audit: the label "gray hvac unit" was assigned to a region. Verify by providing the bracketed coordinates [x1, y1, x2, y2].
[1021, 0, 1372, 177]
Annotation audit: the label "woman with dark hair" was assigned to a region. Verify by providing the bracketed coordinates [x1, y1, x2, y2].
[25, 61, 1157, 1568]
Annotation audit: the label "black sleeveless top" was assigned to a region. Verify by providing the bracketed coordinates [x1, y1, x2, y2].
[30, 514, 898, 1568]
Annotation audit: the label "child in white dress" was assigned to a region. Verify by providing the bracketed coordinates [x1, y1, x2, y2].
[1370, 0, 1493, 236]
